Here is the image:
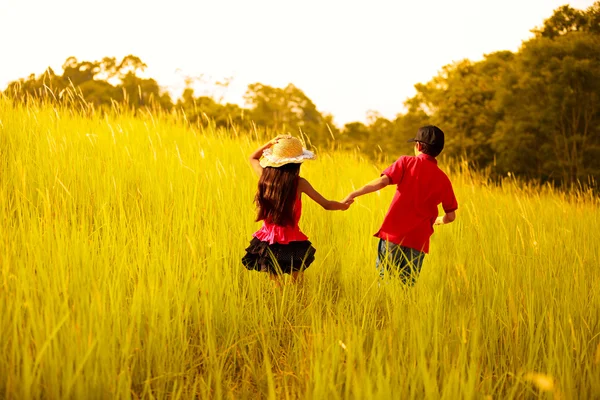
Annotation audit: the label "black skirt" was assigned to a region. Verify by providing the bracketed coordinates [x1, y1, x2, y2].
[242, 237, 316, 275]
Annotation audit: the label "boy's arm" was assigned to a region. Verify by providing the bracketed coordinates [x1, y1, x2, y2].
[436, 178, 458, 225]
[342, 175, 390, 204]
[299, 178, 351, 211]
[434, 211, 456, 225]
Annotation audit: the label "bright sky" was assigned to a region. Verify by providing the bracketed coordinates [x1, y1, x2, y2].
[0, 0, 596, 125]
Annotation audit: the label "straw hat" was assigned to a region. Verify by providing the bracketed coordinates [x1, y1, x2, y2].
[260, 136, 316, 168]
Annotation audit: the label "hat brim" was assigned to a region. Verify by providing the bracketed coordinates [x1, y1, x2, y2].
[260, 149, 316, 168]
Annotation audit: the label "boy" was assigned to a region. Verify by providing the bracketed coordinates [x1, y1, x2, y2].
[342, 126, 457, 285]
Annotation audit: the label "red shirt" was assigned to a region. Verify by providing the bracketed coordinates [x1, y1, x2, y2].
[253, 197, 308, 244]
[375, 154, 458, 253]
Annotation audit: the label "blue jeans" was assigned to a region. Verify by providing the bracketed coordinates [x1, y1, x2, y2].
[376, 239, 425, 285]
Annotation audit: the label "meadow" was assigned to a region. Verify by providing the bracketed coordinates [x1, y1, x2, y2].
[1, 96, 599, 399]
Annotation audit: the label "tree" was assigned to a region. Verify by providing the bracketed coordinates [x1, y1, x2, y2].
[404, 52, 514, 167]
[244, 83, 334, 146]
[390, 2, 600, 184]
[534, 5, 589, 38]
[587, 2, 600, 34]
[5, 55, 173, 111]
[493, 33, 600, 182]
[176, 87, 247, 129]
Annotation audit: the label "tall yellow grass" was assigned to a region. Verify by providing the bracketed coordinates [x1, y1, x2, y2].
[1, 97, 599, 399]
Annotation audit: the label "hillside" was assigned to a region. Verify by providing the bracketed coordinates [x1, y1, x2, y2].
[1, 98, 599, 398]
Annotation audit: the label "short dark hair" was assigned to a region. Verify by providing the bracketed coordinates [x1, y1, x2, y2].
[417, 141, 442, 157]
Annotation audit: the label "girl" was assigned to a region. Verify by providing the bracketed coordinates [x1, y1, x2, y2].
[242, 135, 350, 285]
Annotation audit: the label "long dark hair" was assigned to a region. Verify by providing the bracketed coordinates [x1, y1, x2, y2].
[256, 163, 301, 227]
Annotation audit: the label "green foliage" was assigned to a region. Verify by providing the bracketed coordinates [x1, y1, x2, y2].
[3, 2, 600, 186]
[533, 5, 590, 38]
[5, 55, 169, 111]
[177, 88, 251, 128]
[244, 83, 338, 147]
[176, 87, 248, 129]
[533, 2, 600, 38]
[493, 32, 600, 182]
[4, 59, 338, 146]
[384, 1, 600, 186]
[407, 53, 514, 167]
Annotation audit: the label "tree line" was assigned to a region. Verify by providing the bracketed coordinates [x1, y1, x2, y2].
[4, 2, 600, 186]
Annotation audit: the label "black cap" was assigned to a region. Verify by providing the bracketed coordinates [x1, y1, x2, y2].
[407, 125, 445, 151]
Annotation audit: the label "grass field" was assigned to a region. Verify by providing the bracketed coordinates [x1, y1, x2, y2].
[1, 97, 599, 399]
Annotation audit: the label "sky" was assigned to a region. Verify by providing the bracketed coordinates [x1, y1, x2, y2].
[0, 0, 596, 125]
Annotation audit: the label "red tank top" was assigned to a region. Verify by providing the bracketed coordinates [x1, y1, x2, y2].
[253, 196, 308, 244]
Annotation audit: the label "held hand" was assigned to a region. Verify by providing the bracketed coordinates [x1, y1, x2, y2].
[342, 193, 356, 204]
[339, 200, 352, 211]
[434, 216, 444, 226]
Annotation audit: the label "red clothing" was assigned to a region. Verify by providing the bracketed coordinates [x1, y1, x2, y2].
[375, 154, 458, 253]
[253, 197, 308, 244]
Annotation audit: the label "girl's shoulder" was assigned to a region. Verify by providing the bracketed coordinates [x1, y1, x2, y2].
[296, 177, 309, 196]
[297, 176, 310, 188]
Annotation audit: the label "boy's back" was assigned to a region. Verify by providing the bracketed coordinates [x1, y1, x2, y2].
[342, 125, 458, 284]
[376, 153, 457, 253]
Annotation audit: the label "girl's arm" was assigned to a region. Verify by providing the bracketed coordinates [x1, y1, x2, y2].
[342, 175, 390, 203]
[248, 135, 290, 176]
[298, 178, 351, 211]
